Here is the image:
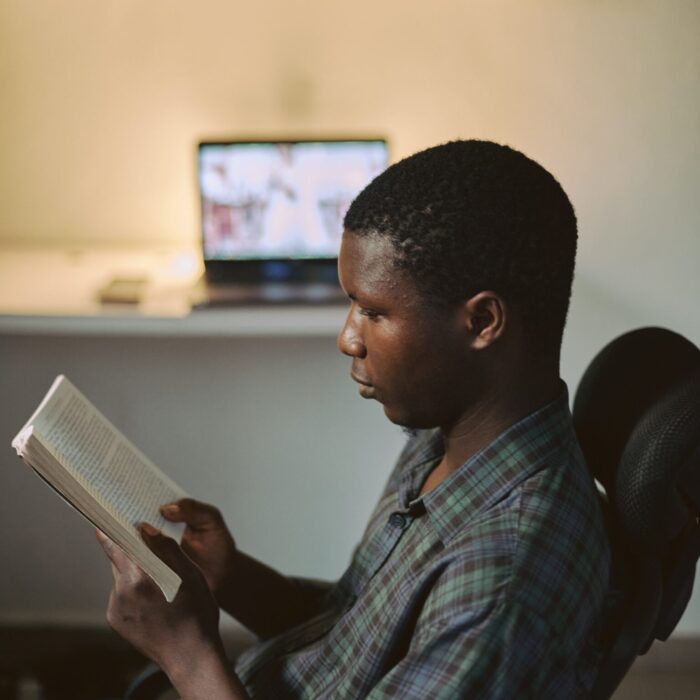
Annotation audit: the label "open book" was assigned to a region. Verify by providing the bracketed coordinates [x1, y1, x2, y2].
[11, 375, 188, 601]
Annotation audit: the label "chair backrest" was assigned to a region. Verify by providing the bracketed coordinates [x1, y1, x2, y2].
[572, 327, 700, 700]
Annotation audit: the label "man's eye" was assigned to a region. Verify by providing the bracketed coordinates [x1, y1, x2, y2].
[359, 308, 381, 320]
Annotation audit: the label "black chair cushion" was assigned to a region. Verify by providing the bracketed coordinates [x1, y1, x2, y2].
[573, 327, 700, 499]
[617, 370, 700, 552]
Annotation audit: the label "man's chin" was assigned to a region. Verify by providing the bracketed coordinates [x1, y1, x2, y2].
[383, 404, 441, 433]
[383, 405, 421, 432]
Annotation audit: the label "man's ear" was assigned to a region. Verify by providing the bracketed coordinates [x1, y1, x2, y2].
[463, 291, 507, 350]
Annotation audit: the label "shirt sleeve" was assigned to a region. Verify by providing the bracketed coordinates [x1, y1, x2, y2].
[285, 576, 335, 608]
[365, 597, 576, 700]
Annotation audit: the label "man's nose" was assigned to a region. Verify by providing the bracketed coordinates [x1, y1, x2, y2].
[337, 309, 366, 358]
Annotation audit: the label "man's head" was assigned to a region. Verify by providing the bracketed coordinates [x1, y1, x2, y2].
[337, 139, 577, 429]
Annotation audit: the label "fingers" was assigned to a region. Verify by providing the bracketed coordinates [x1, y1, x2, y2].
[160, 498, 223, 530]
[97, 529, 166, 622]
[96, 529, 146, 587]
[140, 523, 199, 581]
[95, 529, 131, 575]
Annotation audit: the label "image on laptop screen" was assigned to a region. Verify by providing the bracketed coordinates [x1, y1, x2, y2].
[198, 140, 388, 261]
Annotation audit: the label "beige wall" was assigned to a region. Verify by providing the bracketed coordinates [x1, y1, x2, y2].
[2, 0, 698, 383]
[1, 2, 698, 249]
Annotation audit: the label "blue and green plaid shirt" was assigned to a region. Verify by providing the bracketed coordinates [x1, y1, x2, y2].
[236, 390, 610, 698]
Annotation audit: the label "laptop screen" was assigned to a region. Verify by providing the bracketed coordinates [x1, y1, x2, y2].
[198, 139, 388, 263]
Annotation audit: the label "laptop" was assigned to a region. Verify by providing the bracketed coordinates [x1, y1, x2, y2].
[192, 138, 389, 307]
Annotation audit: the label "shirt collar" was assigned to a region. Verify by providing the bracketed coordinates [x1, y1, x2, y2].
[397, 387, 576, 544]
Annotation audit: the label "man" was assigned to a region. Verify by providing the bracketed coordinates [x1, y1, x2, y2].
[98, 140, 610, 698]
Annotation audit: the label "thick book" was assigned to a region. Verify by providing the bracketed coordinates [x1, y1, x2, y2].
[11, 375, 188, 601]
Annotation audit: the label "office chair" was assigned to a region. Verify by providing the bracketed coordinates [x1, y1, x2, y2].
[572, 327, 700, 700]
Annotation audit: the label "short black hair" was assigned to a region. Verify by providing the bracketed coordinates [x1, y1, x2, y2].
[343, 139, 578, 364]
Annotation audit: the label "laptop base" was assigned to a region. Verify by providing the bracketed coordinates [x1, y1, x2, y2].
[191, 278, 348, 309]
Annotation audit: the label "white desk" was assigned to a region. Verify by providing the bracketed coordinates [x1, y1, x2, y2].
[0, 244, 347, 337]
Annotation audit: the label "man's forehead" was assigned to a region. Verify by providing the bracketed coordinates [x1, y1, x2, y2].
[340, 230, 398, 269]
[339, 231, 401, 291]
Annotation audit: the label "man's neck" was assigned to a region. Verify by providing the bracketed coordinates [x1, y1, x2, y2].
[420, 373, 562, 496]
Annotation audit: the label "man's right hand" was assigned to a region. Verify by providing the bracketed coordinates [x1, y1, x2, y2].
[160, 498, 237, 602]
[162, 498, 329, 639]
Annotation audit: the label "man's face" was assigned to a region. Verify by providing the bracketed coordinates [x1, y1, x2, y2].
[337, 232, 475, 430]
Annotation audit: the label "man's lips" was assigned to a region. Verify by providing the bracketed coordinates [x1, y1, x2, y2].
[351, 372, 376, 398]
[351, 371, 372, 387]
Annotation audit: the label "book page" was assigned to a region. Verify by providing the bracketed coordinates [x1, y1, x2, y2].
[17, 376, 186, 539]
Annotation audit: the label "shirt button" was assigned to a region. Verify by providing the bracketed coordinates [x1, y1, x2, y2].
[389, 512, 407, 529]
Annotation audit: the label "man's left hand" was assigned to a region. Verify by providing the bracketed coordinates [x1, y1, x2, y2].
[96, 523, 226, 679]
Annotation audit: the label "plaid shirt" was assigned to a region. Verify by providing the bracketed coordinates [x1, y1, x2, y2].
[236, 391, 610, 698]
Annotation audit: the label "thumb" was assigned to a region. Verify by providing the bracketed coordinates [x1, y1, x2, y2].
[139, 523, 199, 581]
[160, 498, 224, 531]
